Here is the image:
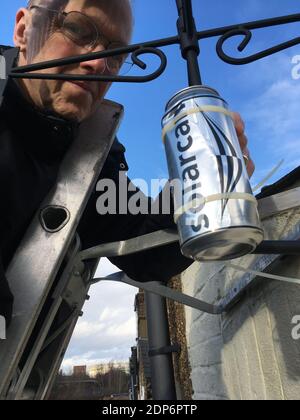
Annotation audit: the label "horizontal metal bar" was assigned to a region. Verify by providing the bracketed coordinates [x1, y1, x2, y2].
[258, 186, 300, 220]
[95, 257, 300, 315]
[253, 240, 300, 255]
[10, 47, 167, 83]
[10, 70, 163, 83]
[11, 38, 177, 75]
[79, 230, 300, 261]
[197, 12, 300, 40]
[79, 229, 179, 261]
[148, 344, 181, 357]
[94, 272, 220, 314]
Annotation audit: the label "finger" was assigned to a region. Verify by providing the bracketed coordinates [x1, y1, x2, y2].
[243, 152, 255, 177]
[242, 145, 250, 159]
[238, 133, 248, 151]
[241, 147, 255, 178]
[232, 112, 245, 136]
[247, 159, 255, 178]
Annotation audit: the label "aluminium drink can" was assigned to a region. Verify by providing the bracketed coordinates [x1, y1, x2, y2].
[162, 85, 264, 261]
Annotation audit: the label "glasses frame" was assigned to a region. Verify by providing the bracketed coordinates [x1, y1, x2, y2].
[29, 5, 132, 76]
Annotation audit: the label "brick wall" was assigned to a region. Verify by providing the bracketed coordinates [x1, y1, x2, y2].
[182, 196, 300, 400]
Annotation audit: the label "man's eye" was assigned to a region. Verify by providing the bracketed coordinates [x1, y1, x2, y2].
[64, 22, 85, 36]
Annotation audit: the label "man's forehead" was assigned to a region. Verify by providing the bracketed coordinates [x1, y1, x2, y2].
[28, 0, 133, 43]
[27, 0, 67, 8]
[28, 0, 132, 11]
[28, 0, 132, 20]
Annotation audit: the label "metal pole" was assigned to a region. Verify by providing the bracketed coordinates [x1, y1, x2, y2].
[145, 286, 177, 400]
[129, 347, 138, 400]
[176, 0, 202, 86]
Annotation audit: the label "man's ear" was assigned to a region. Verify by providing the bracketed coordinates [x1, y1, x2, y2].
[13, 8, 30, 52]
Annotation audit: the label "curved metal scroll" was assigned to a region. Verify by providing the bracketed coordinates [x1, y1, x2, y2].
[216, 27, 300, 65]
[10, 47, 167, 84]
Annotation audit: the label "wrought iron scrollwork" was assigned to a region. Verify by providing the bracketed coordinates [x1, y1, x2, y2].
[10, 46, 168, 83]
[216, 26, 300, 65]
[4, 4, 300, 85]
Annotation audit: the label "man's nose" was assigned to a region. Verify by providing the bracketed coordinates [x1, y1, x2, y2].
[79, 47, 107, 74]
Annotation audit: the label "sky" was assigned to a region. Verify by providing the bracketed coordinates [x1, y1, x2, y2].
[1, 0, 300, 372]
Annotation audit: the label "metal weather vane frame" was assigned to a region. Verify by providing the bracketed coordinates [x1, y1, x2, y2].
[6, 0, 300, 88]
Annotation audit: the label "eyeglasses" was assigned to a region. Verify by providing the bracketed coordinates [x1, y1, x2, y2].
[29, 5, 133, 75]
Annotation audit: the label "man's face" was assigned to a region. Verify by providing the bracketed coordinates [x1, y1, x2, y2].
[15, 0, 132, 122]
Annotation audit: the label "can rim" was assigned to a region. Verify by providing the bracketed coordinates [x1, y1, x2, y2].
[162, 85, 228, 126]
[165, 85, 220, 110]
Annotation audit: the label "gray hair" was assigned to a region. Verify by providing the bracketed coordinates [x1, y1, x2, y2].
[25, 0, 68, 62]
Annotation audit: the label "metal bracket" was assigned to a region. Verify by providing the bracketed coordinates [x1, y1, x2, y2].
[148, 344, 181, 357]
[94, 248, 299, 315]
[93, 271, 221, 314]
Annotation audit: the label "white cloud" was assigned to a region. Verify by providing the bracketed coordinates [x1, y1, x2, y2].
[105, 317, 136, 338]
[72, 321, 104, 339]
[237, 53, 300, 186]
[94, 258, 120, 278]
[246, 79, 300, 138]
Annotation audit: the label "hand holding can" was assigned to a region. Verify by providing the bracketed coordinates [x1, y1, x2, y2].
[231, 112, 255, 178]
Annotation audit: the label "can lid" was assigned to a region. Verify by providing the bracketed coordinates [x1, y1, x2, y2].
[165, 85, 221, 112]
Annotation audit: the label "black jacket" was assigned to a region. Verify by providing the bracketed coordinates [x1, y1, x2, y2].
[0, 46, 192, 325]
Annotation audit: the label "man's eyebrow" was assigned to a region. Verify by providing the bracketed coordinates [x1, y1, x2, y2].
[92, 15, 130, 48]
[108, 41, 129, 48]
